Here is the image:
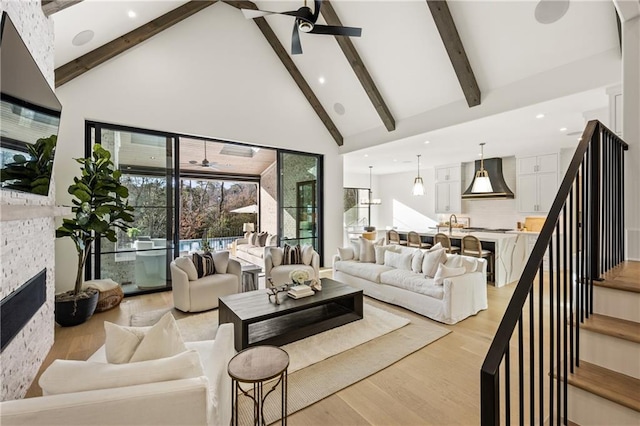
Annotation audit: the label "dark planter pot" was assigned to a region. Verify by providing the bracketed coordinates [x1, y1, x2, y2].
[364, 226, 376, 232]
[55, 290, 99, 327]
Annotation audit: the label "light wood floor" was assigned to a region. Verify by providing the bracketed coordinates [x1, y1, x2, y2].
[27, 276, 519, 425]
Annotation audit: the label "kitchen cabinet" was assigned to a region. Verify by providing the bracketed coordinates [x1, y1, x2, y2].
[435, 164, 461, 213]
[517, 154, 558, 213]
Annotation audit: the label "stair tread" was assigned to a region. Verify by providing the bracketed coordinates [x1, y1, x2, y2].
[595, 278, 640, 294]
[567, 361, 640, 413]
[582, 314, 640, 343]
[599, 261, 640, 293]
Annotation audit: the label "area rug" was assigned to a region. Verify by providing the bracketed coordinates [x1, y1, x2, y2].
[130, 300, 450, 424]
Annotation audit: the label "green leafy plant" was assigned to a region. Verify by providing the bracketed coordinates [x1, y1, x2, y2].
[56, 144, 134, 297]
[0, 135, 56, 195]
[127, 227, 141, 240]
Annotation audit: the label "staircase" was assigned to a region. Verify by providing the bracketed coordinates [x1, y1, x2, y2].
[566, 262, 640, 425]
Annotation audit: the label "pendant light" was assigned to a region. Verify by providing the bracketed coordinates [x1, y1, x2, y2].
[471, 143, 493, 193]
[361, 166, 381, 206]
[412, 154, 425, 196]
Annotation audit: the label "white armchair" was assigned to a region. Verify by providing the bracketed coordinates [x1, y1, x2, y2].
[171, 253, 241, 312]
[264, 245, 320, 287]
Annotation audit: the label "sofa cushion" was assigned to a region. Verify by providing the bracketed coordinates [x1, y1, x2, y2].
[212, 250, 229, 274]
[104, 312, 186, 364]
[422, 248, 447, 278]
[266, 234, 278, 247]
[400, 274, 445, 300]
[411, 250, 426, 273]
[434, 263, 467, 285]
[374, 245, 399, 265]
[249, 233, 259, 246]
[192, 252, 215, 278]
[237, 244, 252, 254]
[384, 250, 412, 271]
[301, 244, 314, 265]
[257, 232, 269, 247]
[334, 260, 393, 283]
[379, 269, 415, 286]
[175, 256, 198, 281]
[39, 349, 204, 396]
[337, 246, 354, 261]
[359, 237, 376, 263]
[246, 246, 265, 259]
[445, 255, 478, 274]
[349, 239, 360, 261]
[283, 244, 303, 264]
[270, 247, 284, 266]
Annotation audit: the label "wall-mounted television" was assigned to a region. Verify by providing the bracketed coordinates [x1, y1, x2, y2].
[0, 11, 62, 196]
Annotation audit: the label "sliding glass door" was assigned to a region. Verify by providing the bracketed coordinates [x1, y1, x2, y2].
[87, 123, 177, 295]
[278, 151, 323, 261]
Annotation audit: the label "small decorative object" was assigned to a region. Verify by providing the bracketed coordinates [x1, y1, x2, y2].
[266, 278, 290, 305]
[289, 269, 310, 285]
[309, 278, 322, 292]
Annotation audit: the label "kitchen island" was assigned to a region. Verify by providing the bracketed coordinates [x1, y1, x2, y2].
[396, 229, 529, 287]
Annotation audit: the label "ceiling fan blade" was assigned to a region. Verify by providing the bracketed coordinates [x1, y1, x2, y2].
[241, 8, 300, 19]
[291, 22, 303, 55]
[312, 0, 322, 23]
[309, 24, 362, 37]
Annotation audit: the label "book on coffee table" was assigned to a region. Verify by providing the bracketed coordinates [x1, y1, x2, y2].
[288, 284, 314, 299]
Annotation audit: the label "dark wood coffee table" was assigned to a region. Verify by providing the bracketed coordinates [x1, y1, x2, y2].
[219, 278, 363, 351]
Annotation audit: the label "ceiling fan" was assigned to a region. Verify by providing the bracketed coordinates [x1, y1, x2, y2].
[241, 0, 362, 55]
[182, 141, 230, 171]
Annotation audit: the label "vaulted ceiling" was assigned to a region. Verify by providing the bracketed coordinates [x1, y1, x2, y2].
[48, 0, 621, 174]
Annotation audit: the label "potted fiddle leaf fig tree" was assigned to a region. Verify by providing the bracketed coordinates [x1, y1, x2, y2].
[55, 144, 134, 326]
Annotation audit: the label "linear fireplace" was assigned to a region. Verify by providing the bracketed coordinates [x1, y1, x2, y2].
[1, 269, 46, 352]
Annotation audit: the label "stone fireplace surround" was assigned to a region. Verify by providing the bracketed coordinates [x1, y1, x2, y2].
[0, 1, 57, 401]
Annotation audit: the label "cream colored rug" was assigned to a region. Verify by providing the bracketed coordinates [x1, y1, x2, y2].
[130, 299, 450, 424]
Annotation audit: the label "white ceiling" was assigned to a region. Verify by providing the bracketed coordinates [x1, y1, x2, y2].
[51, 0, 621, 175]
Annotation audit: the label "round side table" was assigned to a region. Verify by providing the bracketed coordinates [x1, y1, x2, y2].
[228, 345, 289, 426]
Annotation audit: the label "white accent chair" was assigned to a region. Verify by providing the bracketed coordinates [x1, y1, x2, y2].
[264, 246, 320, 287]
[170, 256, 241, 312]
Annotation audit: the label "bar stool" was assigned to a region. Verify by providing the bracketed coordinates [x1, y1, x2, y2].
[434, 233, 460, 254]
[387, 230, 408, 246]
[407, 231, 431, 249]
[461, 235, 495, 282]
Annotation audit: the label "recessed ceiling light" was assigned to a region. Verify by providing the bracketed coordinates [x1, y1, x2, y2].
[150, 156, 156, 160]
[424, 140, 430, 144]
[536, 113, 545, 119]
[128, 10, 137, 18]
[72, 30, 94, 46]
[560, 127, 567, 132]
[318, 76, 325, 84]
[393, 159, 398, 162]
[364, 154, 369, 158]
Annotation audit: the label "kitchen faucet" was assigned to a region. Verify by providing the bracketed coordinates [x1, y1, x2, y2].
[449, 214, 458, 236]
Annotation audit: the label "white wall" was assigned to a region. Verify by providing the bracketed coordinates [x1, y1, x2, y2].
[0, 1, 56, 401]
[54, 2, 343, 287]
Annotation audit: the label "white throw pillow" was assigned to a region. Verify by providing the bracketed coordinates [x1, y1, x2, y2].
[104, 312, 187, 364]
[39, 350, 204, 396]
[301, 244, 314, 265]
[384, 250, 412, 271]
[212, 250, 229, 274]
[266, 234, 278, 247]
[411, 250, 426, 273]
[445, 255, 478, 273]
[422, 248, 447, 278]
[82, 278, 119, 292]
[434, 263, 466, 285]
[428, 242, 443, 252]
[349, 239, 360, 261]
[269, 247, 284, 266]
[359, 237, 376, 263]
[337, 247, 354, 261]
[374, 245, 399, 265]
[174, 256, 198, 281]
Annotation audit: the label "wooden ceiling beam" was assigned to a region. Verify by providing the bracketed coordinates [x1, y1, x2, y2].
[55, 1, 216, 87]
[224, 1, 344, 146]
[320, 1, 395, 132]
[426, 0, 481, 107]
[42, 0, 84, 17]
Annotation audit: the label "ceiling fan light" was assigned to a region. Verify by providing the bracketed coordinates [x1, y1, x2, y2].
[412, 177, 425, 196]
[298, 20, 313, 32]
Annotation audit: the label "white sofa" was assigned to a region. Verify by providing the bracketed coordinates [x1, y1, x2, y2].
[333, 245, 488, 324]
[0, 323, 236, 426]
[231, 232, 277, 267]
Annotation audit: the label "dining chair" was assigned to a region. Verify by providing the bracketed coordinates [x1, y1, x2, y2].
[407, 231, 431, 249]
[434, 233, 460, 254]
[387, 230, 408, 246]
[461, 235, 495, 282]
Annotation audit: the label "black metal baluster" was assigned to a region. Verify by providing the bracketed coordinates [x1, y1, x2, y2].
[569, 185, 575, 373]
[549, 238, 555, 426]
[585, 144, 591, 318]
[519, 314, 524, 426]
[563, 206, 568, 424]
[505, 346, 511, 425]
[539, 265, 545, 426]
[530, 283, 535, 425]
[555, 222, 561, 426]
